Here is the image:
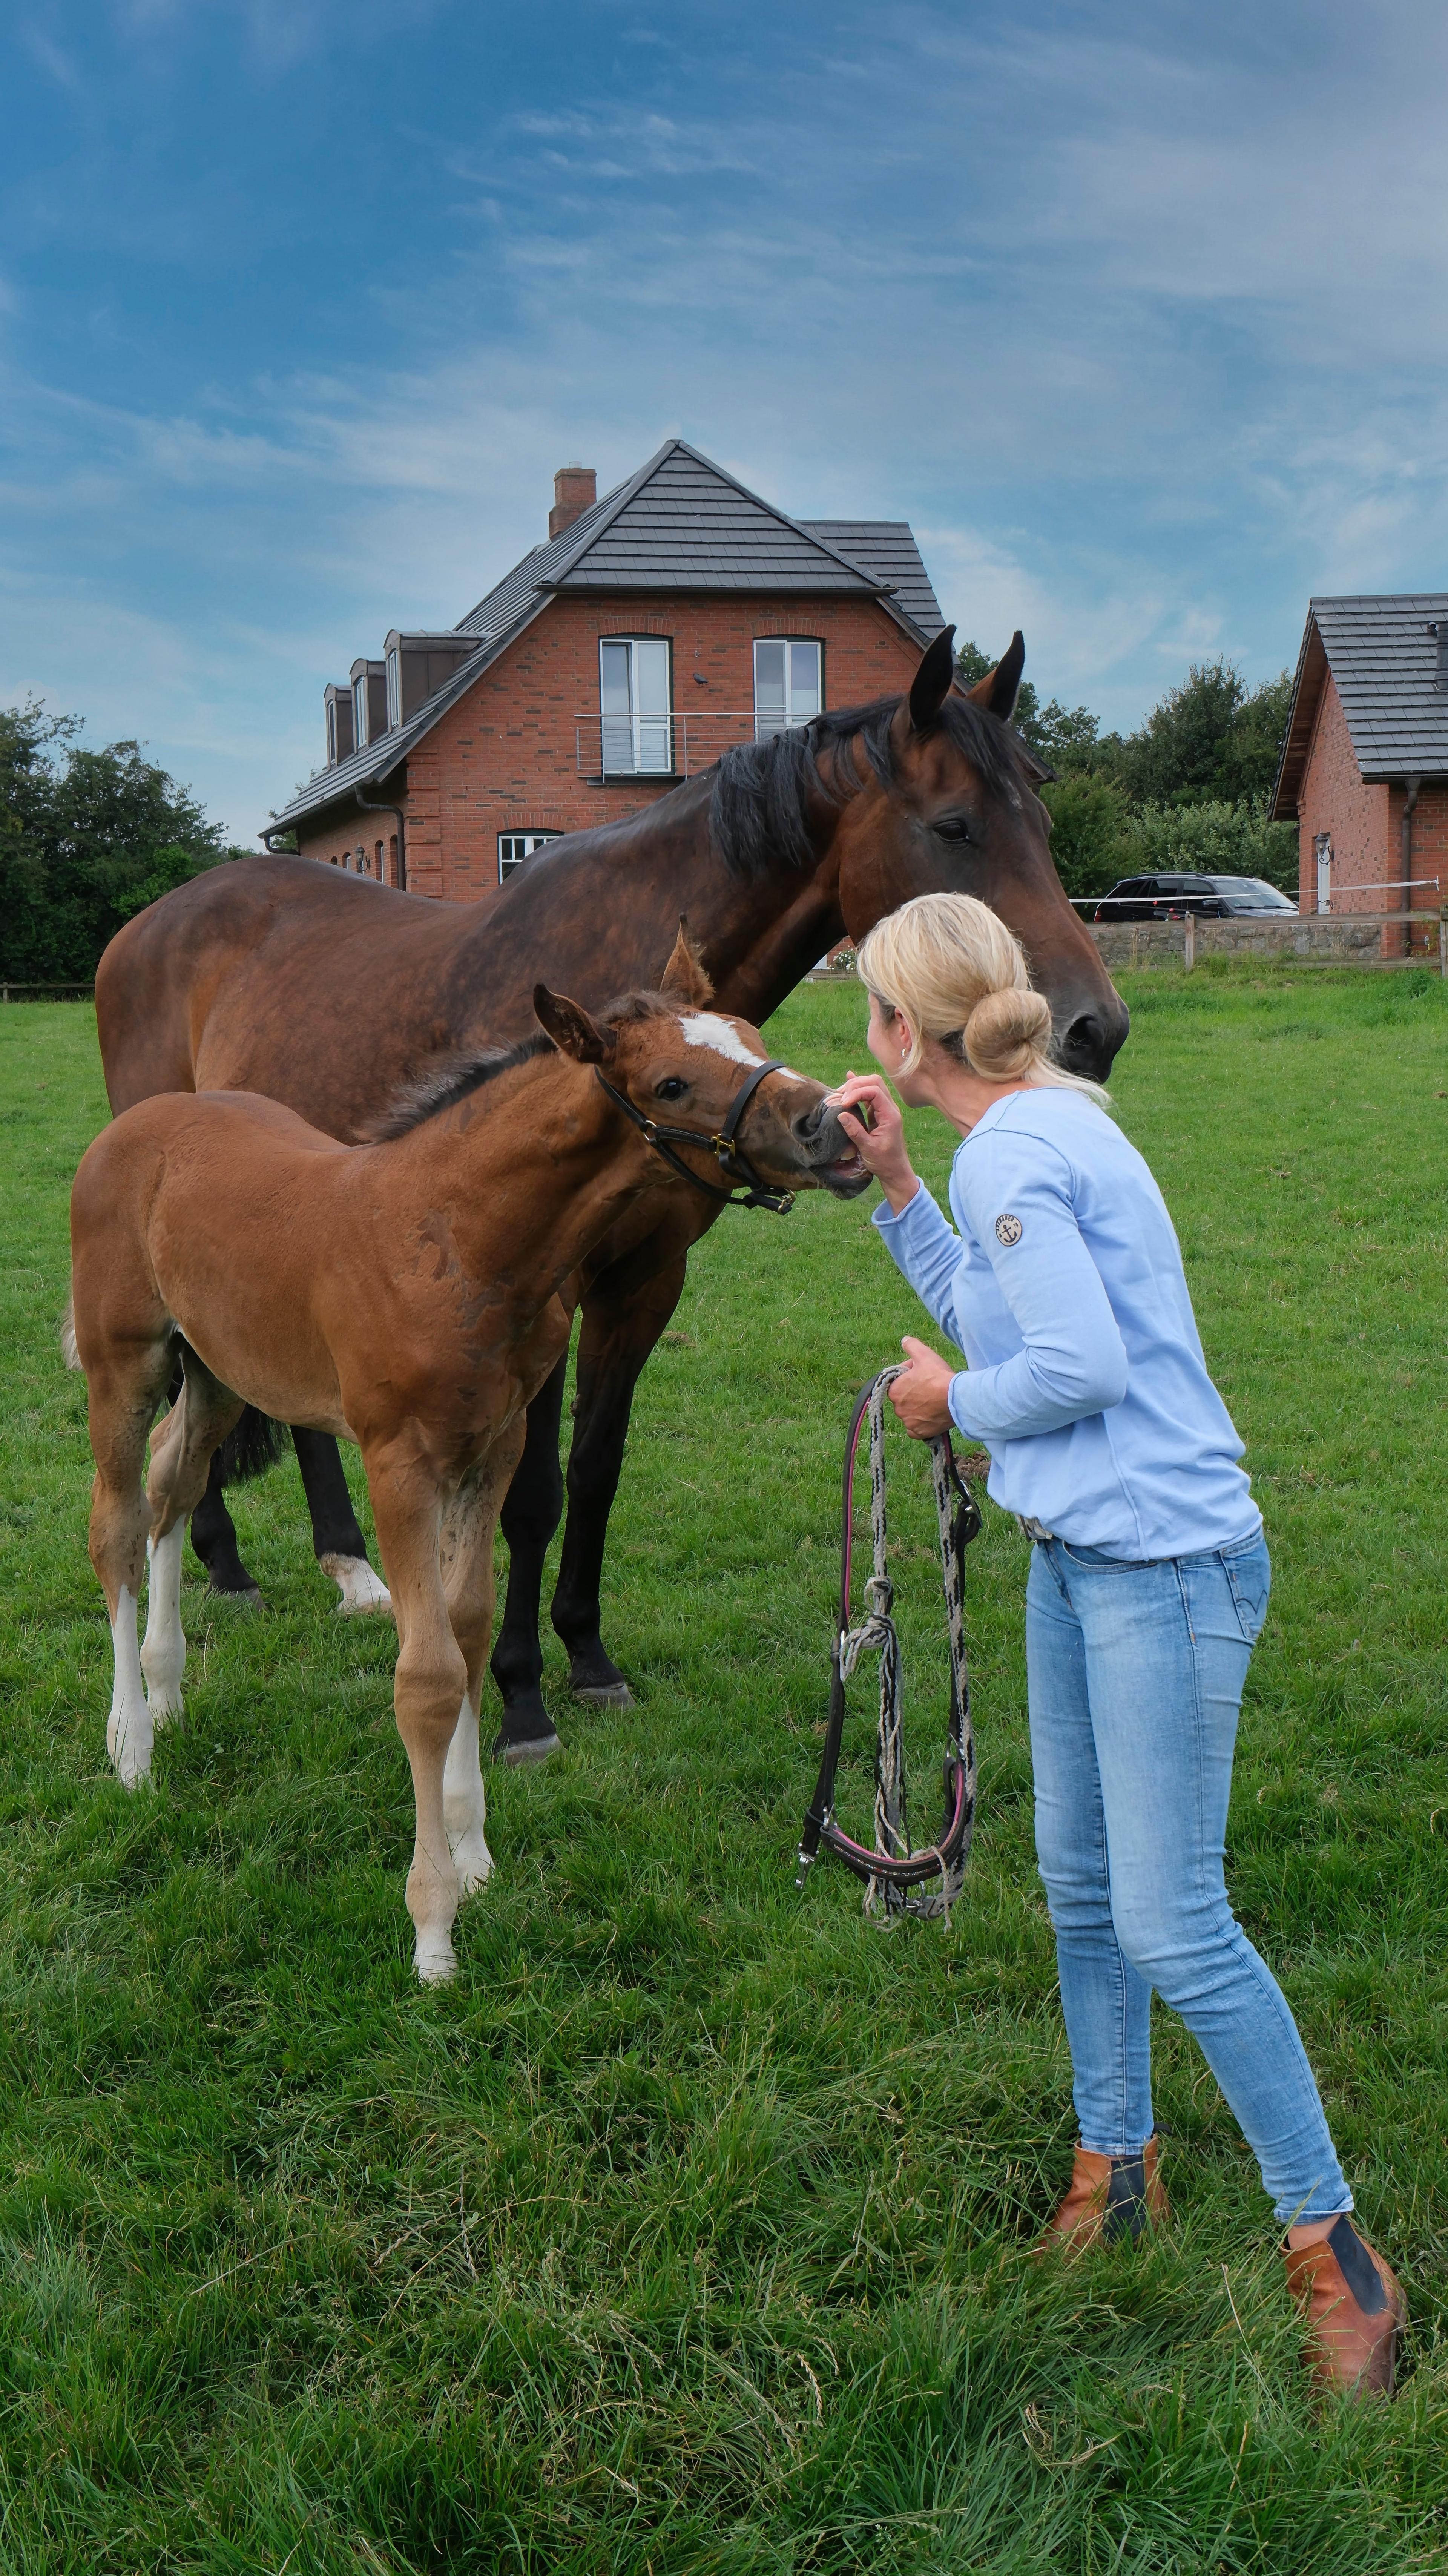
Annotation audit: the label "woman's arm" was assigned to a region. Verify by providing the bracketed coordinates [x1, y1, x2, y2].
[831, 1072, 919, 1214]
[946, 1131, 1129, 1439]
[831, 1073, 965, 1339]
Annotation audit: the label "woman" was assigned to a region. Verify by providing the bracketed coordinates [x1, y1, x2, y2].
[830, 891, 1402, 2400]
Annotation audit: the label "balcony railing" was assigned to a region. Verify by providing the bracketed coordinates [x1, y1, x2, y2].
[575, 710, 811, 780]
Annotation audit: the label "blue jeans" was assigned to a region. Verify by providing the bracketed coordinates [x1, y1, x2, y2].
[1026, 1530, 1351, 2223]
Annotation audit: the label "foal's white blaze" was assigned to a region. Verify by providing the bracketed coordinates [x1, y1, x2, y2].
[321, 1552, 393, 1616]
[140, 1522, 186, 1723]
[107, 1585, 153, 1787]
[443, 1688, 492, 1896]
[679, 1013, 767, 1069]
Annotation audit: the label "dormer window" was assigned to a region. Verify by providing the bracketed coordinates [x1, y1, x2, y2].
[349, 660, 388, 747]
[323, 683, 355, 767]
[386, 646, 402, 729]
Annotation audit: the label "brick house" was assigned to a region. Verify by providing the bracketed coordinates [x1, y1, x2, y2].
[1272, 595, 1448, 946]
[266, 439, 944, 901]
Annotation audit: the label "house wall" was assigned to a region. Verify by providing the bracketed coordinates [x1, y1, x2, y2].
[1295, 672, 1390, 911]
[296, 590, 925, 902]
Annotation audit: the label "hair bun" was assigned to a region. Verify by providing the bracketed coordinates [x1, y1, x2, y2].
[963, 985, 1052, 1080]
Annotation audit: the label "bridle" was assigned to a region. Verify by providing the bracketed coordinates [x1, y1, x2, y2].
[593, 1056, 798, 1214]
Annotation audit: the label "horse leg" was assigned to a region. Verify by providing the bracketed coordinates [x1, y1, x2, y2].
[82, 1339, 175, 1787]
[365, 1449, 469, 1983]
[143, 1356, 245, 1728]
[189, 1444, 263, 1603]
[551, 1252, 690, 1705]
[489, 1356, 567, 1765]
[293, 1428, 392, 1614]
[442, 1421, 525, 1890]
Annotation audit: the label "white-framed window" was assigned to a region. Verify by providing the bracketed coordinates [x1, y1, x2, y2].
[1314, 832, 1332, 915]
[754, 637, 822, 740]
[498, 830, 562, 884]
[386, 647, 402, 730]
[353, 674, 369, 749]
[600, 637, 673, 775]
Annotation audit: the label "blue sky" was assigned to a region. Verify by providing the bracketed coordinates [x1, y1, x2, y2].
[3, 0, 1445, 842]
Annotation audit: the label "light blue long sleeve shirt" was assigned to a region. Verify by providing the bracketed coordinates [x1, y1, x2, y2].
[873, 1088, 1260, 1559]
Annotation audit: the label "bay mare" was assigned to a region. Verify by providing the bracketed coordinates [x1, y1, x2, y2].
[70, 944, 868, 1980]
[95, 630, 1129, 1760]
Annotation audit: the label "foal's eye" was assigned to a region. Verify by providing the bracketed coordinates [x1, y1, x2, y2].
[934, 816, 973, 844]
[654, 1076, 688, 1102]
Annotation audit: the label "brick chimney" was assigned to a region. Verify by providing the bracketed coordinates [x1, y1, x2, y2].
[549, 462, 597, 542]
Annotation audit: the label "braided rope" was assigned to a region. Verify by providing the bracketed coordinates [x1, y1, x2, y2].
[838, 1367, 976, 1921]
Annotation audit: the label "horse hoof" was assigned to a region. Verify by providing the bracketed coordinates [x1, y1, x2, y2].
[414, 1944, 457, 1985]
[492, 1726, 562, 1767]
[206, 1581, 265, 1610]
[323, 1555, 393, 1616]
[566, 1644, 633, 1705]
[572, 1680, 634, 1709]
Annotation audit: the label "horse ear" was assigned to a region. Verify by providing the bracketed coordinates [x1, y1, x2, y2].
[964, 631, 1026, 722]
[659, 916, 714, 1007]
[908, 625, 958, 733]
[533, 983, 614, 1063]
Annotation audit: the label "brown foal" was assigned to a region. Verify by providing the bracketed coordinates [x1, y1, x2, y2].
[69, 934, 867, 1979]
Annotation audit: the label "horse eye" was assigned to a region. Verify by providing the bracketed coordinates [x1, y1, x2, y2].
[654, 1075, 687, 1102]
[934, 816, 972, 844]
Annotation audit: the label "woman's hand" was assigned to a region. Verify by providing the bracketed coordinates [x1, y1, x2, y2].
[828, 1072, 919, 1214]
[889, 1336, 957, 1438]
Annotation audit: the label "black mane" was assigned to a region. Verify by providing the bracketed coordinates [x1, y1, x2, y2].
[369, 1030, 554, 1139]
[708, 688, 1037, 882]
[369, 991, 673, 1141]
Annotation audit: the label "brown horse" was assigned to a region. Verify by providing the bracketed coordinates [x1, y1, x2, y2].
[95, 628, 1128, 1758]
[70, 937, 868, 1979]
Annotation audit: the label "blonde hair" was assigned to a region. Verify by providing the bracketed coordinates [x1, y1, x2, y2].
[855, 893, 1109, 1099]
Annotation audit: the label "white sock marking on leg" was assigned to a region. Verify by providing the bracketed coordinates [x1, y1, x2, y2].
[107, 1585, 154, 1786]
[140, 1524, 186, 1723]
[443, 1690, 492, 1895]
[321, 1553, 393, 1616]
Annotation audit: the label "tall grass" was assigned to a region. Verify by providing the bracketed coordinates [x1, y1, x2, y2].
[0, 970, 1443, 2572]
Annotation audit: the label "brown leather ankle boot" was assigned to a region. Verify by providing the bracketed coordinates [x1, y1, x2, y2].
[1034, 2137, 1169, 2254]
[1283, 2218, 1405, 2399]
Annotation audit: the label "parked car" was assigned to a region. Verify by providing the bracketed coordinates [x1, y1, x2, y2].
[1092, 874, 1299, 922]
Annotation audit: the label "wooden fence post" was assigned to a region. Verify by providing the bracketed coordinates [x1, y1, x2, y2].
[1440, 903, 1448, 980]
[1184, 914, 1196, 972]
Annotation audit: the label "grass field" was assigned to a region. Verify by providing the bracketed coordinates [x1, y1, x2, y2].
[0, 965, 1445, 2574]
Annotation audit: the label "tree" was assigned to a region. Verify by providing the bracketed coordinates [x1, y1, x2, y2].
[0, 704, 237, 981]
[1115, 660, 1293, 810]
[1038, 777, 1134, 900]
[954, 642, 1114, 776]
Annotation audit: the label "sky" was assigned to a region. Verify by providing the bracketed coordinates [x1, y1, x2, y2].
[3, 0, 1447, 843]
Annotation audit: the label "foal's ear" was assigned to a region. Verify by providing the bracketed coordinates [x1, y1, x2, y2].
[658, 916, 714, 1008]
[963, 630, 1026, 723]
[533, 983, 614, 1063]
[908, 624, 958, 732]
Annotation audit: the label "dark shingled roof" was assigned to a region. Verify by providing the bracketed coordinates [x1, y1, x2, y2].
[271, 438, 943, 835]
[1272, 592, 1448, 818]
[798, 521, 943, 637]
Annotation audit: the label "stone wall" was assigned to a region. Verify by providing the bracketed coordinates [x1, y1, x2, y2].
[1088, 916, 1436, 969]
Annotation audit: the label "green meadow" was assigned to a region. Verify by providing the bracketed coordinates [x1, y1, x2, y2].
[0, 965, 1444, 2573]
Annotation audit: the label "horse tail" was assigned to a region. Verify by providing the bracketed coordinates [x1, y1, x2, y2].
[60, 1291, 80, 1373]
[215, 1405, 291, 1485]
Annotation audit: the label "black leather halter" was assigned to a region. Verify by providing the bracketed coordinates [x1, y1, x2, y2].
[594, 1055, 797, 1214]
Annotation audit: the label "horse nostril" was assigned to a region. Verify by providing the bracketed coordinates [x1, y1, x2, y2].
[1061, 1007, 1129, 1079]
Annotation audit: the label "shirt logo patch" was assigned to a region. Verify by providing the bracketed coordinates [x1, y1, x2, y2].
[994, 1213, 1023, 1247]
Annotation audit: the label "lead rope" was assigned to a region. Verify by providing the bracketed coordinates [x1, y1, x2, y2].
[797, 1366, 982, 1921]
